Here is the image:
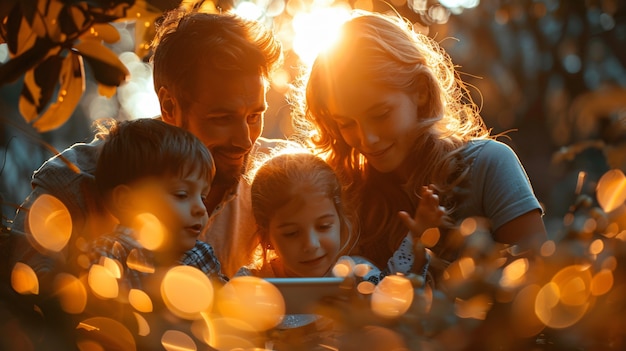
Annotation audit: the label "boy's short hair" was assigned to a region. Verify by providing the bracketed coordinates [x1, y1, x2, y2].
[95, 118, 215, 197]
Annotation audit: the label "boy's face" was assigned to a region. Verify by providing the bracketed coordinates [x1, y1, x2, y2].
[267, 190, 341, 277]
[161, 71, 267, 187]
[131, 167, 210, 257]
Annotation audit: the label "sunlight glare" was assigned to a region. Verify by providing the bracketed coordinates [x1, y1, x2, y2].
[439, 0, 480, 9]
[234, 1, 264, 20]
[291, 5, 351, 66]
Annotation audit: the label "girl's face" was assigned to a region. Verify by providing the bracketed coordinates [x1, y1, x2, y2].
[267, 190, 342, 277]
[326, 79, 421, 178]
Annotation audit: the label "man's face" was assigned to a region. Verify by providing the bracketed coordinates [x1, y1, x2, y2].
[162, 71, 267, 186]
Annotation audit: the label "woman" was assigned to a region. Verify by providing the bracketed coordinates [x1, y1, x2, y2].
[292, 11, 546, 278]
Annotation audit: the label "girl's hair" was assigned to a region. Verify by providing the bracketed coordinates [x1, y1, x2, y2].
[250, 151, 356, 267]
[290, 11, 492, 266]
[95, 118, 215, 198]
[151, 9, 283, 104]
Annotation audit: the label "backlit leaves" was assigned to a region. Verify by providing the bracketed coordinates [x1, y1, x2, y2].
[0, 0, 136, 132]
[32, 53, 86, 131]
[73, 38, 128, 87]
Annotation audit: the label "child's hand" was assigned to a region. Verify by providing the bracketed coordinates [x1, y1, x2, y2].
[398, 185, 446, 239]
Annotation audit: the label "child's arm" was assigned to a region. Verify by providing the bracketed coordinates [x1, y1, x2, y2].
[398, 185, 446, 239]
[390, 185, 445, 284]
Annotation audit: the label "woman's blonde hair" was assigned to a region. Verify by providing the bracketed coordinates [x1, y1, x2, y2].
[291, 10, 492, 266]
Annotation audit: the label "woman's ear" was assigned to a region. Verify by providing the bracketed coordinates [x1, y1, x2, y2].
[158, 86, 176, 124]
[414, 74, 430, 109]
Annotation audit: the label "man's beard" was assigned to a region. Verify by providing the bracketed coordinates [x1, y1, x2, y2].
[212, 153, 249, 188]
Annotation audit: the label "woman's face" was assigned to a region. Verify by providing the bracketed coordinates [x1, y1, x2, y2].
[325, 79, 421, 177]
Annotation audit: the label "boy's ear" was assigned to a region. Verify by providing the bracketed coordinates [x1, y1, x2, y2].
[110, 184, 135, 214]
[158, 86, 176, 124]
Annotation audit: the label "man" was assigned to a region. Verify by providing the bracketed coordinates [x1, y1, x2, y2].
[10, 8, 283, 282]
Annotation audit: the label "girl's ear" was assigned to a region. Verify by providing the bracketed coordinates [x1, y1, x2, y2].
[158, 86, 176, 124]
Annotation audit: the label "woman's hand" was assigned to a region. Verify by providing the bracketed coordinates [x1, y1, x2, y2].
[398, 185, 446, 240]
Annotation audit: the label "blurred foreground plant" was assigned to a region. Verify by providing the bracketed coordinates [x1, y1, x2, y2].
[0, 0, 165, 132]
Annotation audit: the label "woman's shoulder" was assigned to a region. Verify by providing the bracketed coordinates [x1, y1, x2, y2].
[463, 139, 519, 164]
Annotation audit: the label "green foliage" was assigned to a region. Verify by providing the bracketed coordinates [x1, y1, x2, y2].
[0, 0, 136, 132]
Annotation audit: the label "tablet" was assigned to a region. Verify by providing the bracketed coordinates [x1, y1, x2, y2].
[264, 277, 346, 315]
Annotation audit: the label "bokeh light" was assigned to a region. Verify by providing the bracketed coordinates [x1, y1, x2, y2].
[76, 317, 136, 351]
[129, 288, 153, 313]
[28, 194, 72, 252]
[596, 169, 626, 213]
[161, 330, 197, 351]
[134, 212, 166, 251]
[455, 294, 491, 320]
[371, 274, 414, 318]
[87, 262, 120, 299]
[216, 276, 285, 332]
[54, 273, 87, 314]
[11, 262, 39, 295]
[161, 265, 215, 320]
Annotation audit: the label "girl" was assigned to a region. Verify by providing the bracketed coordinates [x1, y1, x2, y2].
[236, 150, 444, 283]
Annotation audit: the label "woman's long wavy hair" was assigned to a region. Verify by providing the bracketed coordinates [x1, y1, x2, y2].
[291, 11, 493, 267]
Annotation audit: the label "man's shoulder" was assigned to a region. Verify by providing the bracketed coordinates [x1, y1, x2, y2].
[34, 137, 104, 179]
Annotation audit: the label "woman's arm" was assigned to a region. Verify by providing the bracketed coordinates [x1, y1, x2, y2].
[493, 209, 547, 254]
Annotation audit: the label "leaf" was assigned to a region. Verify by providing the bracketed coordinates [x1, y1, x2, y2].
[82, 23, 122, 44]
[33, 53, 86, 132]
[98, 83, 117, 98]
[0, 37, 56, 86]
[72, 38, 128, 86]
[41, 0, 66, 42]
[31, 0, 49, 38]
[18, 0, 38, 25]
[19, 52, 64, 122]
[87, 1, 135, 23]
[126, 0, 161, 58]
[0, 0, 19, 29]
[58, 4, 82, 37]
[5, 4, 24, 54]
